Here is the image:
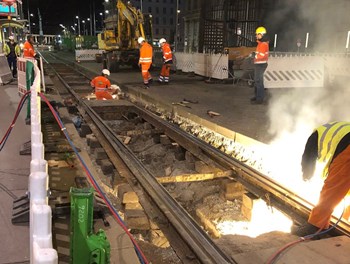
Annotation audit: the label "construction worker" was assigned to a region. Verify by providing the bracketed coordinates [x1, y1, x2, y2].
[138, 37, 153, 89]
[158, 38, 173, 84]
[90, 69, 114, 100]
[3, 36, 21, 78]
[293, 121, 350, 237]
[250, 26, 269, 105]
[23, 35, 37, 59]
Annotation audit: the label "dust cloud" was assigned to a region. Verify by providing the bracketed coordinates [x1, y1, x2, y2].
[260, 0, 350, 203]
[266, 0, 350, 52]
[265, 67, 350, 203]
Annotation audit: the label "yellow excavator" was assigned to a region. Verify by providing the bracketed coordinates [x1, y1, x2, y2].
[98, 0, 152, 72]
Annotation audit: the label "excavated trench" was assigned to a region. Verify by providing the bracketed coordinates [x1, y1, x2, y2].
[83, 104, 296, 254]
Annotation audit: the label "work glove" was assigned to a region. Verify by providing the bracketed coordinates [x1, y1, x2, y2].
[302, 167, 315, 182]
[249, 52, 256, 58]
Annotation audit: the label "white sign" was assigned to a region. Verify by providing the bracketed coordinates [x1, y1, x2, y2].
[75, 49, 103, 61]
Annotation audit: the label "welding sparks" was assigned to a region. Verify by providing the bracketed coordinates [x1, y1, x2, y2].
[216, 199, 293, 238]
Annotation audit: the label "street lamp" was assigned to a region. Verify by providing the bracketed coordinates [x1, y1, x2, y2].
[82, 20, 86, 35]
[99, 12, 104, 29]
[87, 18, 92, 35]
[28, 13, 34, 34]
[76, 15, 80, 35]
[175, 5, 180, 51]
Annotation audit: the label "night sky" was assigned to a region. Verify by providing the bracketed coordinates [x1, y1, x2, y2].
[22, 0, 104, 35]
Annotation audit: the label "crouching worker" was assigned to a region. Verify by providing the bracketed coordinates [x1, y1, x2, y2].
[90, 69, 115, 100]
[292, 121, 350, 237]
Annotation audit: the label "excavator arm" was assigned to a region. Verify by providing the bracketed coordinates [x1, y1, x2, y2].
[98, 0, 152, 72]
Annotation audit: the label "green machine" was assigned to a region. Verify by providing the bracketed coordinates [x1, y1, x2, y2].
[70, 187, 110, 264]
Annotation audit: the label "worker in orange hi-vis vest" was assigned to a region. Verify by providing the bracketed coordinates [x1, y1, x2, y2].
[23, 35, 37, 59]
[138, 37, 153, 89]
[158, 38, 173, 85]
[250, 26, 269, 105]
[90, 69, 114, 100]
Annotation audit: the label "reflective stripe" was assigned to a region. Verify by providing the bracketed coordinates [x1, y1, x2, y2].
[318, 123, 350, 161]
[316, 122, 350, 178]
[96, 88, 108, 91]
[254, 60, 268, 64]
[139, 57, 152, 63]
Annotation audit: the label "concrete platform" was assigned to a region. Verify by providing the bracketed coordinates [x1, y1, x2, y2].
[0, 81, 31, 263]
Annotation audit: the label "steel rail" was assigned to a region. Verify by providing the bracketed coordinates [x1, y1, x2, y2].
[51, 64, 236, 264]
[133, 105, 350, 236]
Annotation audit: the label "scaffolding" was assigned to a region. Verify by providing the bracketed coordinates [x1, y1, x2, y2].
[201, 0, 268, 53]
[183, 0, 268, 53]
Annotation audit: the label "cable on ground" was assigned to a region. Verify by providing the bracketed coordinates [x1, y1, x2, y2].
[38, 93, 149, 264]
[266, 207, 345, 264]
[0, 91, 31, 151]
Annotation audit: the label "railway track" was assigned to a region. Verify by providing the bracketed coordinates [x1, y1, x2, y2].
[42, 54, 350, 263]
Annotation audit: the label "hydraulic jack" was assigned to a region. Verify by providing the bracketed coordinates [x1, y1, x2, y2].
[70, 187, 110, 263]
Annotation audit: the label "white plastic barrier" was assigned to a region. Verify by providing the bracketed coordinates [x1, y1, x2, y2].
[75, 49, 103, 61]
[175, 52, 229, 79]
[175, 52, 195, 73]
[194, 53, 229, 80]
[264, 55, 324, 88]
[26, 59, 58, 263]
[0, 53, 13, 84]
[17, 58, 27, 96]
[322, 54, 350, 83]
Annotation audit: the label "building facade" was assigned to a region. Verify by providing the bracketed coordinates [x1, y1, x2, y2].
[129, 0, 185, 45]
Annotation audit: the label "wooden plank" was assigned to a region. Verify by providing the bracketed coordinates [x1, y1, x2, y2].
[157, 170, 232, 183]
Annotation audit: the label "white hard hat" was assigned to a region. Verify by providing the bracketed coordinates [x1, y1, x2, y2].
[159, 38, 166, 44]
[9, 36, 14, 40]
[137, 37, 145, 44]
[102, 69, 110, 76]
